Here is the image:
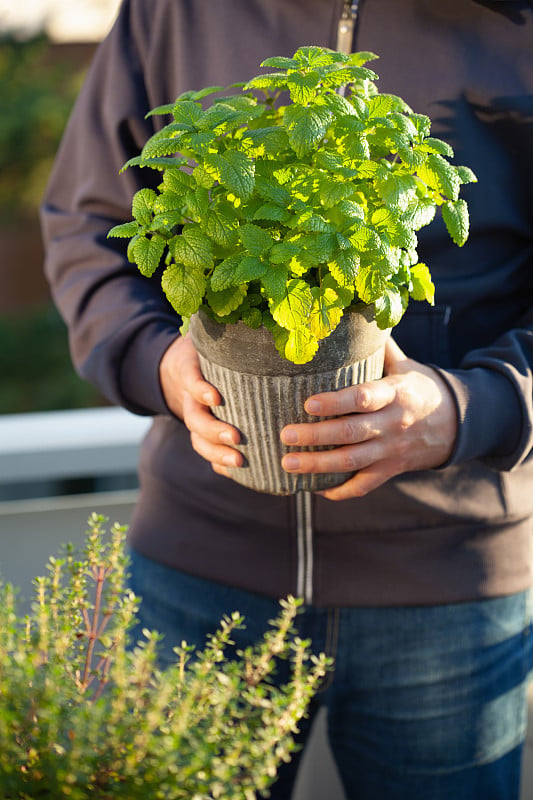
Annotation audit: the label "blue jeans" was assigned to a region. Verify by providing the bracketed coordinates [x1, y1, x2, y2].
[127, 548, 533, 800]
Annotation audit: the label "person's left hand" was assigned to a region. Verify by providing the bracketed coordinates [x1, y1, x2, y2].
[280, 337, 458, 501]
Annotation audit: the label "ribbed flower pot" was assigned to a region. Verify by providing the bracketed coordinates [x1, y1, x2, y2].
[189, 305, 390, 495]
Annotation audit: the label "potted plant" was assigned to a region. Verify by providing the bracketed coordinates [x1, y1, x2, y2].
[109, 45, 476, 494]
[0, 513, 329, 798]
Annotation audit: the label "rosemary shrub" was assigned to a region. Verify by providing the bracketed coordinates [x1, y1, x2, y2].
[0, 514, 329, 798]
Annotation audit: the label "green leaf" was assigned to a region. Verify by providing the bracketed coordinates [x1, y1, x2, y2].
[328, 249, 360, 287]
[234, 255, 267, 284]
[107, 221, 140, 239]
[420, 137, 454, 157]
[127, 234, 165, 277]
[171, 100, 204, 128]
[269, 242, 301, 265]
[119, 154, 188, 173]
[271, 279, 313, 331]
[376, 172, 417, 213]
[284, 327, 319, 364]
[204, 151, 255, 201]
[171, 226, 213, 269]
[132, 188, 157, 225]
[309, 286, 343, 339]
[261, 263, 290, 303]
[456, 165, 478, 185]
[355, 263, 388, 303]
[253, 203, 291, 224]
[242, 307, 264, 328]
[193, 164, 216, 189]
[204, 206, 239, 248]
[254, 177, 291, 206]
[240, 127, 290, 158]
[318, 179, 355, 209]
[283, 105, 331, 157]
[410, 262, 435, 303]
[287, 72, 320, 104]
[162, 263, 205, 316]
[260, 56, 299, 69]
[245, 72, 289, 92]
[373, 284, 405, 328]
[239, 223, 274, 257]
[141, 135, 185, 160]
[419, 154, 461, 201]
[442, 198, 470, 246]
[206, 283, 247, 316]
[210, 254, 243, 290]
[184, 188, 210, 221]
[367, 94, 396, 119]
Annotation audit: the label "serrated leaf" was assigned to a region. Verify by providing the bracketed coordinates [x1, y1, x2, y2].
[318, 179, 355, 209]
[376, 172, 417, 212]
[253, 203, 291, 224]
[210, 255, 242, 291]
[162, 263, 205, 316]
[261, 263, 290, 302]
[206, 283, 247, 316]
[171, 100, 204, 127]
[355, 263, 388, 303]
[373, 284, 405, 328]
[234, 255, 267, 284]
[119, 154, 187, 173]
[132, 188, 157, 225]
[269, 242, 301, 264]
[193, 164, 215, 189]
[420, 154, 461, 201]
[442, 199, 470, 246]
[127, 234, 165, 276]
[254, 177, 291, 206]
[283, 104, 331, 157]
[163, 169, 193, 193]
[184, 188, 210, 221]
[245, 72, 289, 91]
[309, 286, 343, 339]
[420, 137, 454, 157]
[401, 198, 436, 231]
[108, 221, 140, 239]
[284, 327, 319, 364]
[141, 135, 184, 159]
[171, 226, 213, 269]
[322, 65, 378, 89]
[260, 56, 299, 69]
[328, 249, 360, 286]
[410, 262, 435, 303]
[239, 223, 274, 257]
[456, 165, 478, 185]
[204, 151, 255, 201]
[204, 206, 239, 247]
[240, 127, 290, 158]
[271, 278, 313, 331]
[287, 71, 320, 104]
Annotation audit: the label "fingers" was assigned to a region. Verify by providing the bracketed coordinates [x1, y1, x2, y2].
[317, 460, 400, 501]
[160, 336, 243, 471]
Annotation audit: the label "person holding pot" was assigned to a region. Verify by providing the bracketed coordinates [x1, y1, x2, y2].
[41, 1, 533, 798]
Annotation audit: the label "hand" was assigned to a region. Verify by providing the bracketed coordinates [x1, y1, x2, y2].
[280, 337, 457, 501]
[159, 335, 243, 475]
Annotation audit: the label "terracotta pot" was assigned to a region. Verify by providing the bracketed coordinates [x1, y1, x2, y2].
[189, 305, 390, 495]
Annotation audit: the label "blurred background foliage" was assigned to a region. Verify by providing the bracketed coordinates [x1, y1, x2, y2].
[0, 32, 104, 413]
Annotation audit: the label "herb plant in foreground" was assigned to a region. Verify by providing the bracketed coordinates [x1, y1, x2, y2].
[109, 45, 476, 364]
[0, 514, 329, 798]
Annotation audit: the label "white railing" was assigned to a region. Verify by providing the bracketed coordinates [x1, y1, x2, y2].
[0, 406, 531, 799]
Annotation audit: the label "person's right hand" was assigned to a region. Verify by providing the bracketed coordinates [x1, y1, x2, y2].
[159, 335, 243, 475]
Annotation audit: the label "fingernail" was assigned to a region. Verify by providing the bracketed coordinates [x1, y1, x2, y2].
[283, 455, 300, 471]
[281, 429, 298, 444]
[203, 391, 214, 404]
[220, 430, 235, 445]
[222, 454, 239, 467]
[306, 399, 322, 414]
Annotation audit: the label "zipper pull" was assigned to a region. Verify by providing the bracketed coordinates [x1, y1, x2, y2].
[337, 1, 357, 54]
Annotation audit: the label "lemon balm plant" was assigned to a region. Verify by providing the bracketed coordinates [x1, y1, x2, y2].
[0, 514, 329, 798]
[109, 45, 476, 365]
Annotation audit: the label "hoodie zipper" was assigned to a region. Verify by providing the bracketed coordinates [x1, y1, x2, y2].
[293, 2, 360, 607]
[296, 491, 314, 604]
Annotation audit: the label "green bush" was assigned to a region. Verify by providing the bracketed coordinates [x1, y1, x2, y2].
[0, 305, 103, 414]
[0, 514, 329, 798]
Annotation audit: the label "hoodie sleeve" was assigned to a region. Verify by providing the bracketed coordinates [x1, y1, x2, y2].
[40, 0, 180, 417]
